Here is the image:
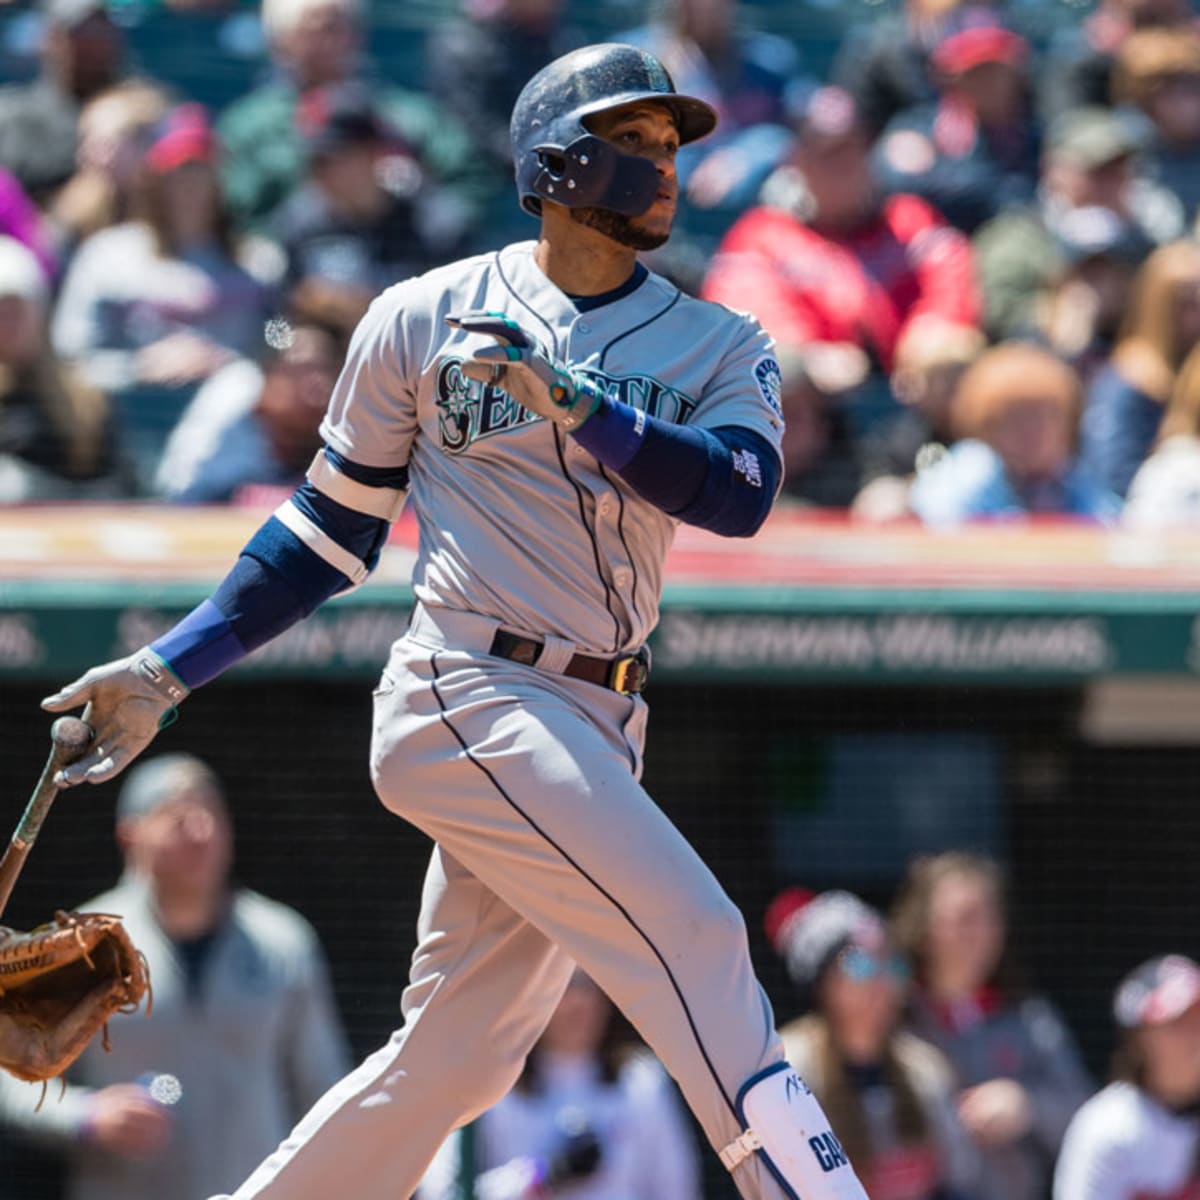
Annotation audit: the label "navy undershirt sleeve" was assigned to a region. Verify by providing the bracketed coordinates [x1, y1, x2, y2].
[151, 450, 407, 689]
[323, 447, 410, 489]
[571, 395, 780, 537]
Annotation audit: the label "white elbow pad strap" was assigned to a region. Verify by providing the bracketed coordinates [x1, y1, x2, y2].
[719, 1063, 868, 1200]
[306, 450, 407, 522]
[274, 499, 370, 587]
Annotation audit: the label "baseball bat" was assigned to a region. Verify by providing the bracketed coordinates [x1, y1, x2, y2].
[0, 716, 94, 922]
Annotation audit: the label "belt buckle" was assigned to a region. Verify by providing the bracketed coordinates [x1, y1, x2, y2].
[608, 649, 649, 696]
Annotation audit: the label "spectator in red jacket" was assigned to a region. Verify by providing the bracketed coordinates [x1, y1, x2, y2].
[702, 85, 981, 406]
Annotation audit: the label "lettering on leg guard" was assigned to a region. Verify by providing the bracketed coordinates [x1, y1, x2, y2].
[719, 1062, 869, 1200]
[808, 1130, 850, 1172]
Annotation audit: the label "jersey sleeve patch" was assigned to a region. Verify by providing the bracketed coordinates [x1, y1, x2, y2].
[732, 447, 764, 489]
[753, 357, 784, 425]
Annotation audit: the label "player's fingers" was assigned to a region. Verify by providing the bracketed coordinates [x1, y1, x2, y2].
[471, 345, 524, 363]
[55, 750, 106, 787]
[446, 312, 531, 348]
[459, 360, 497, 385]
[40, 675, 94, 712]
[79, 744, 135, 786]
[461, 358, 526, 389]
[57, 740, 131, 788]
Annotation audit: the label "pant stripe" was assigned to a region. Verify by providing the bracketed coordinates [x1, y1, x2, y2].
[428, 653, 740, 1123]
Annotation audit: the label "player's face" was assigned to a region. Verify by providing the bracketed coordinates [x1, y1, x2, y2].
[571, 103, 681, 251]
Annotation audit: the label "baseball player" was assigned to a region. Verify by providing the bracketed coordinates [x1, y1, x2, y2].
[41, 43, 868, 1200]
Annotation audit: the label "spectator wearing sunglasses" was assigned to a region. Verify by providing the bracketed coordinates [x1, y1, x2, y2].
[892, 852, 1093, 1200]
[766, 887, 981, 1200]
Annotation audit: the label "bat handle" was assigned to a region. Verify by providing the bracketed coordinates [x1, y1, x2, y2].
[0, 717, 94, 922]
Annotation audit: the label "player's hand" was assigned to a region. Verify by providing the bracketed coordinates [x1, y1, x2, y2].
[41, 648, 189, 787]
[446, 311, 604, 432]
[82, 1083, 173, 1159]
[957, 1078, 1033, 1148]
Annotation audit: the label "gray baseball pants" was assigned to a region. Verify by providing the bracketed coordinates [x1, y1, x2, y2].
[215, 603, 793, 1200]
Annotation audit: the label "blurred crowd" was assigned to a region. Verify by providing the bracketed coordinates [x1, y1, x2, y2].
[4, 754, 1197, 1200]
[0, 0, 1198, 526]
[761, 852, 1200, 1200]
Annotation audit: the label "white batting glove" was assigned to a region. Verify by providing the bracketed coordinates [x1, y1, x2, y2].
[446, 311, 604, 432]
[41, 649, 189, 787]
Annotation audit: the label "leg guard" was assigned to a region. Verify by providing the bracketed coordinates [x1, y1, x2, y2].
[719, 1062, 869, 1200]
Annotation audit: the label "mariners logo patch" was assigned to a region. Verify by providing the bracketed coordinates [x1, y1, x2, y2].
[435, 357, 539, 454]
[753, 357, 784, 423]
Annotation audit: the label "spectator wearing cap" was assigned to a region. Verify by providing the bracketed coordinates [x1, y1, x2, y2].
[0, 752, 350, 1200]
[1081, 239, 1200, 497]
[1040, 0, 1197, 121]
[51, 102, 269, 493]
[891, 852, 1093, 1200]
[270, 81, 471, 340]
[909, 341, 1121, 526]
[0, 0, 129, 206]
[832, 0, 996, 140]
[702, 85, 980, 448]
[875, 11, 1040, 233]
[1054, 955, 1200, 1200]
[1123, 341, 1200, 528]
[1113, 27, 1200, 224]
[217, 0, 485, 236]
[765, 886, 981, 1200]
[0, 234, 114, 500]
[1035, 207, 1154, 388]
[973, 105, 1177, 347]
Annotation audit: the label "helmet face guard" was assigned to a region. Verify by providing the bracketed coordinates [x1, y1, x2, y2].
[511, 43, 718, 219]
[528, 134, 661, 217]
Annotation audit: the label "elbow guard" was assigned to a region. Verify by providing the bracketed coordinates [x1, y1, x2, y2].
[671, 429, 780, 538]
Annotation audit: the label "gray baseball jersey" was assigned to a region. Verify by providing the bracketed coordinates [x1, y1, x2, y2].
[214, 242, 809, 1200]
[320, 239, 784, 653]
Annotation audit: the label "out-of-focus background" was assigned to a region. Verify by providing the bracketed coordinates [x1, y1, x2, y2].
[2, 0, 1200, 1197]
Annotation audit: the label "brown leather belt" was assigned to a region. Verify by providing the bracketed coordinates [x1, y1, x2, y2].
[489, 630, 650, 695]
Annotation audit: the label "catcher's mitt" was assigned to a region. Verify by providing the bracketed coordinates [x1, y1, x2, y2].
[0, 911, 150, 1090]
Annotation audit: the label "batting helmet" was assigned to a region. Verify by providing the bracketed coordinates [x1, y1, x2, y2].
[510, 43, 718, 218]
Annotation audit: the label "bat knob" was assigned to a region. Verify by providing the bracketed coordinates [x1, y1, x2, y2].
[50, 717, 94, 755]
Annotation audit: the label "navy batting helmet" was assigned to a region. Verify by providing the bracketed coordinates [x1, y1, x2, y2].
[510, 43, 717, 218]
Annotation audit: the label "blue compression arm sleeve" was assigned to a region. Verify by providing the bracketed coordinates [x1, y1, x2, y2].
[571, 395, 779, 537]
[151, 450, 406, 689]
